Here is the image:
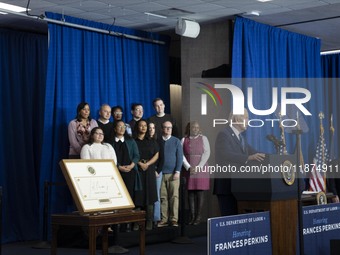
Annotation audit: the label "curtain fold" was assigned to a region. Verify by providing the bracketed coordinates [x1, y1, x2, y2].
[232, 17, 324, 165]
[39, 13, 170, 221]
[0, 28, 48, 242]
[321, 53, 340, 158]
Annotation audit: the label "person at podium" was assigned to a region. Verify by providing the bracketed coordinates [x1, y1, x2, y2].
[213, 108, 265, 216]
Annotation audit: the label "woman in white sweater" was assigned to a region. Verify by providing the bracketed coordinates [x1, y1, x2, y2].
[80, 127, 117, 164]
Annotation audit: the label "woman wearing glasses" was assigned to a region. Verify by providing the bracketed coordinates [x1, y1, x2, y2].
[80, 126, 124, 251]
[111, 105, 132, 136]
[80, 127, 117, 164]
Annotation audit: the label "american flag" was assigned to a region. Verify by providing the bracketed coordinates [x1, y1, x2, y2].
[309, 130, 329, 192]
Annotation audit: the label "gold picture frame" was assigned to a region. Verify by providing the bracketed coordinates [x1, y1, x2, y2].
[59, 159, 134, 215]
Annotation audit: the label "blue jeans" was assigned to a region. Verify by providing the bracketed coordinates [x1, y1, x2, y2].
[153, 172, 162, 222]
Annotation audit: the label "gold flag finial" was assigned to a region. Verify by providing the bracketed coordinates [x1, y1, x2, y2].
[318, 111, 324, 120]
[330, 113, 335, 134]
[319, 111, 324, 135]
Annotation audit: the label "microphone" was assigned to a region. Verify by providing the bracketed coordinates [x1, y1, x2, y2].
[266, 134, 285, 147]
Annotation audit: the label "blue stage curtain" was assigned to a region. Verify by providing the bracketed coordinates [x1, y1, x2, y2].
[321, 53, 340, 157]
[0, 28, 48, 242]
[39, 13, 170, 222]
[232, 17, 326, 164]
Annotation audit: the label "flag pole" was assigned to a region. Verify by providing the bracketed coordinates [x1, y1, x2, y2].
[278, 111, 288, 155]
[293, 111, 304, 255]
[319, 112, 327, 192]
[329, 114, 335, 160]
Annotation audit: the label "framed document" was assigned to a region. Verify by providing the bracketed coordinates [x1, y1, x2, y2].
[59, 159, 134, 214]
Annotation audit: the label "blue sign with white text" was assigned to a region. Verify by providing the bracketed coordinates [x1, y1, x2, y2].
[303, 203, 340, 255]
[208, 211, 272, 255]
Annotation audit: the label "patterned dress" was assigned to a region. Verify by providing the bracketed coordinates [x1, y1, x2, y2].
[182, 135, 210, 190]
[68, 119, 98, 156]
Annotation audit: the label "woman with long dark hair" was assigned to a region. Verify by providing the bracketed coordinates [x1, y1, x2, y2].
[148, 121, 162, 226]
[134, 119, 159, 230]
[68, 102, 98, 158]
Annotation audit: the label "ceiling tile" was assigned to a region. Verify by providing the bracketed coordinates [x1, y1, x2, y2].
[67, 0, 109, 12]
[180, 3, 228, 13]
[124, 2, 170, 12]
[92, 6, 138, 18]
[200, 8, 243, 18]
[75, 11, 112, 21]
[234, 3, 282, 12]
[287, 1, 328, 10]
[269, 0, 319, 6]
[255, 7, 293, 16]
[34, 6, 84, 16]
[321, 0, 340, 3]
[154, 0, 204, 8]
[96, 0, 146, 7]
[211, 0, 259, 8]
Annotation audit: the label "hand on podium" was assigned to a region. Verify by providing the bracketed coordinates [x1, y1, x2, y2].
[247, 153, 266, 162]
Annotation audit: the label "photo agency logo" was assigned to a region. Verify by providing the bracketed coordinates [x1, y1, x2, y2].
[196, 81, 223, 115]
[193, 79, 312, 129]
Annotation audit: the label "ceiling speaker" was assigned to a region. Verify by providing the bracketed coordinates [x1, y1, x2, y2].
[175, 19, 200, 38]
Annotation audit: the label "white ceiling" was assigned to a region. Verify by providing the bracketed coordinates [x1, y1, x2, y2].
[1, 0, 340, 51]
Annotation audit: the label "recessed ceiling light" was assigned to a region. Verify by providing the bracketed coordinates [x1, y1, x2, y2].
[250, 11, 260, 16]
[257, 0, 273, 2]
[0, 2, 28, 13]
[243, 10, 261, 16]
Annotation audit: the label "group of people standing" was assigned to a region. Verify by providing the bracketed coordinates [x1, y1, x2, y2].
[67, 98, 211, 230]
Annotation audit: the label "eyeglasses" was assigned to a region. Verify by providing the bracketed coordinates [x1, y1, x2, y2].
[94, 132, 104, 136]
[117, 125, 126, 129]
[163, 126, 172, 129]
[114, 112, 123, 116]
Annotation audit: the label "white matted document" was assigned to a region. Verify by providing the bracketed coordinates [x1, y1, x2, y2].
[59, 159, 134, 214]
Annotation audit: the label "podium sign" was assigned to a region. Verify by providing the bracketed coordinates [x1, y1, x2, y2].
[59, 159, 134, 215]
[232, 154, 298, 255]
[208, 212, 272, 255]
[303, 204, 340, 255]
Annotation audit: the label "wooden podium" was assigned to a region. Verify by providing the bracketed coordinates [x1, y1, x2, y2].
[232, 154, 297, 255]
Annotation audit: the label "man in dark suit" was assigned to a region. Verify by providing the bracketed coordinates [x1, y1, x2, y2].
[213, 109, 265, 216]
